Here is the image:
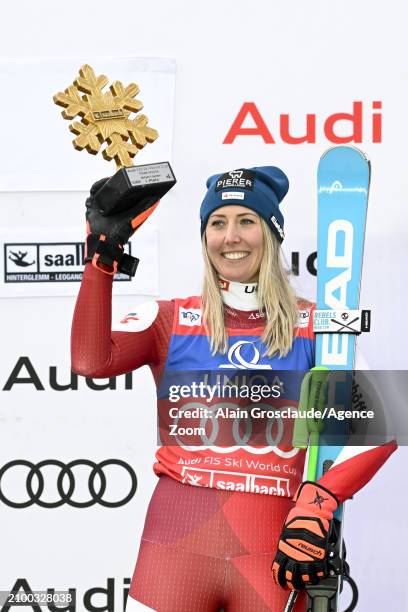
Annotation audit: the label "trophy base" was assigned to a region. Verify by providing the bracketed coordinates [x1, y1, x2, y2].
[95, 162, 176, 216]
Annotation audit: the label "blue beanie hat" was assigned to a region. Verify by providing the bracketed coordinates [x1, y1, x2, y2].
[200, 166, 289, 242]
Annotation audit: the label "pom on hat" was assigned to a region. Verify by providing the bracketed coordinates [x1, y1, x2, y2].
[200, 166, 289, 242]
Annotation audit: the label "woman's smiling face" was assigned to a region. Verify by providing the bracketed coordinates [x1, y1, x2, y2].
[205, 206, 264, 283]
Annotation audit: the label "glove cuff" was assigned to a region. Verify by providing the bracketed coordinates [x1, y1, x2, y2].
[84, 234, 139, 277]
[294, 481, 339, 518]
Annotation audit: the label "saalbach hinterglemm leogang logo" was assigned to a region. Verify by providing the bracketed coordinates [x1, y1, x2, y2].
[4, 242, 132, 283]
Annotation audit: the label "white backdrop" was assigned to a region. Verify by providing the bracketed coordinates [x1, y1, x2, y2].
[0, 1, 407, 611]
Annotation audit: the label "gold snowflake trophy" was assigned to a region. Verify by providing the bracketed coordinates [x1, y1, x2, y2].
[53, 64, 176, 215]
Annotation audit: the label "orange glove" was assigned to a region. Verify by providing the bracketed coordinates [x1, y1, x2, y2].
[272, 481, 339, 590]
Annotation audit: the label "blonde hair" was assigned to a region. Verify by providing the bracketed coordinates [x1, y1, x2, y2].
[202, 218, 299, 357]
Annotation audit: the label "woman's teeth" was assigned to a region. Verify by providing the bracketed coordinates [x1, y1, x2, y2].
[222, 252, 249, 260]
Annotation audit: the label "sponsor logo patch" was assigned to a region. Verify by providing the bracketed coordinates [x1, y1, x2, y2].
[181, 466, 290, 496]
[297, 309, 310, 328]
[220, 339, 272, 369]
[179, 307, 202, 326]
[215, 169, 254, 192]
[248, 311, 265, 320]
[113, 301, 159, 332]
[271, 216, 285, 240]
[221, 191, 245, 200]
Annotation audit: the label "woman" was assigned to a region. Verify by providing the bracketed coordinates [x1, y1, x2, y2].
[72, 166, 396, 611]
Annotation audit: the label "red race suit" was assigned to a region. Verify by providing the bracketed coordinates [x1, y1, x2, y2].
[72, 265, 396, 611]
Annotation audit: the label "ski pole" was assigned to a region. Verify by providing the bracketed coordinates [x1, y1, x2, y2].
[283, 367, 328, 611]
[289, 369, 358, 612]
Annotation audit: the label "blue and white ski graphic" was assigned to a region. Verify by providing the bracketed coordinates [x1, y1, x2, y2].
[284, 146, 370, 612]
[315, 145, 370, 480]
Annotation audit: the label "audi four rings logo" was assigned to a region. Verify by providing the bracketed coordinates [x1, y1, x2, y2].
[0, 460, 137, 508]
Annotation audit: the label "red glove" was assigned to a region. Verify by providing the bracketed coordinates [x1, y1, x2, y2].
[272, 481, 339, 590]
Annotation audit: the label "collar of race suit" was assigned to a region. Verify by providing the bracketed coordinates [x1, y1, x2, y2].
[218, 276, 259, 312]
